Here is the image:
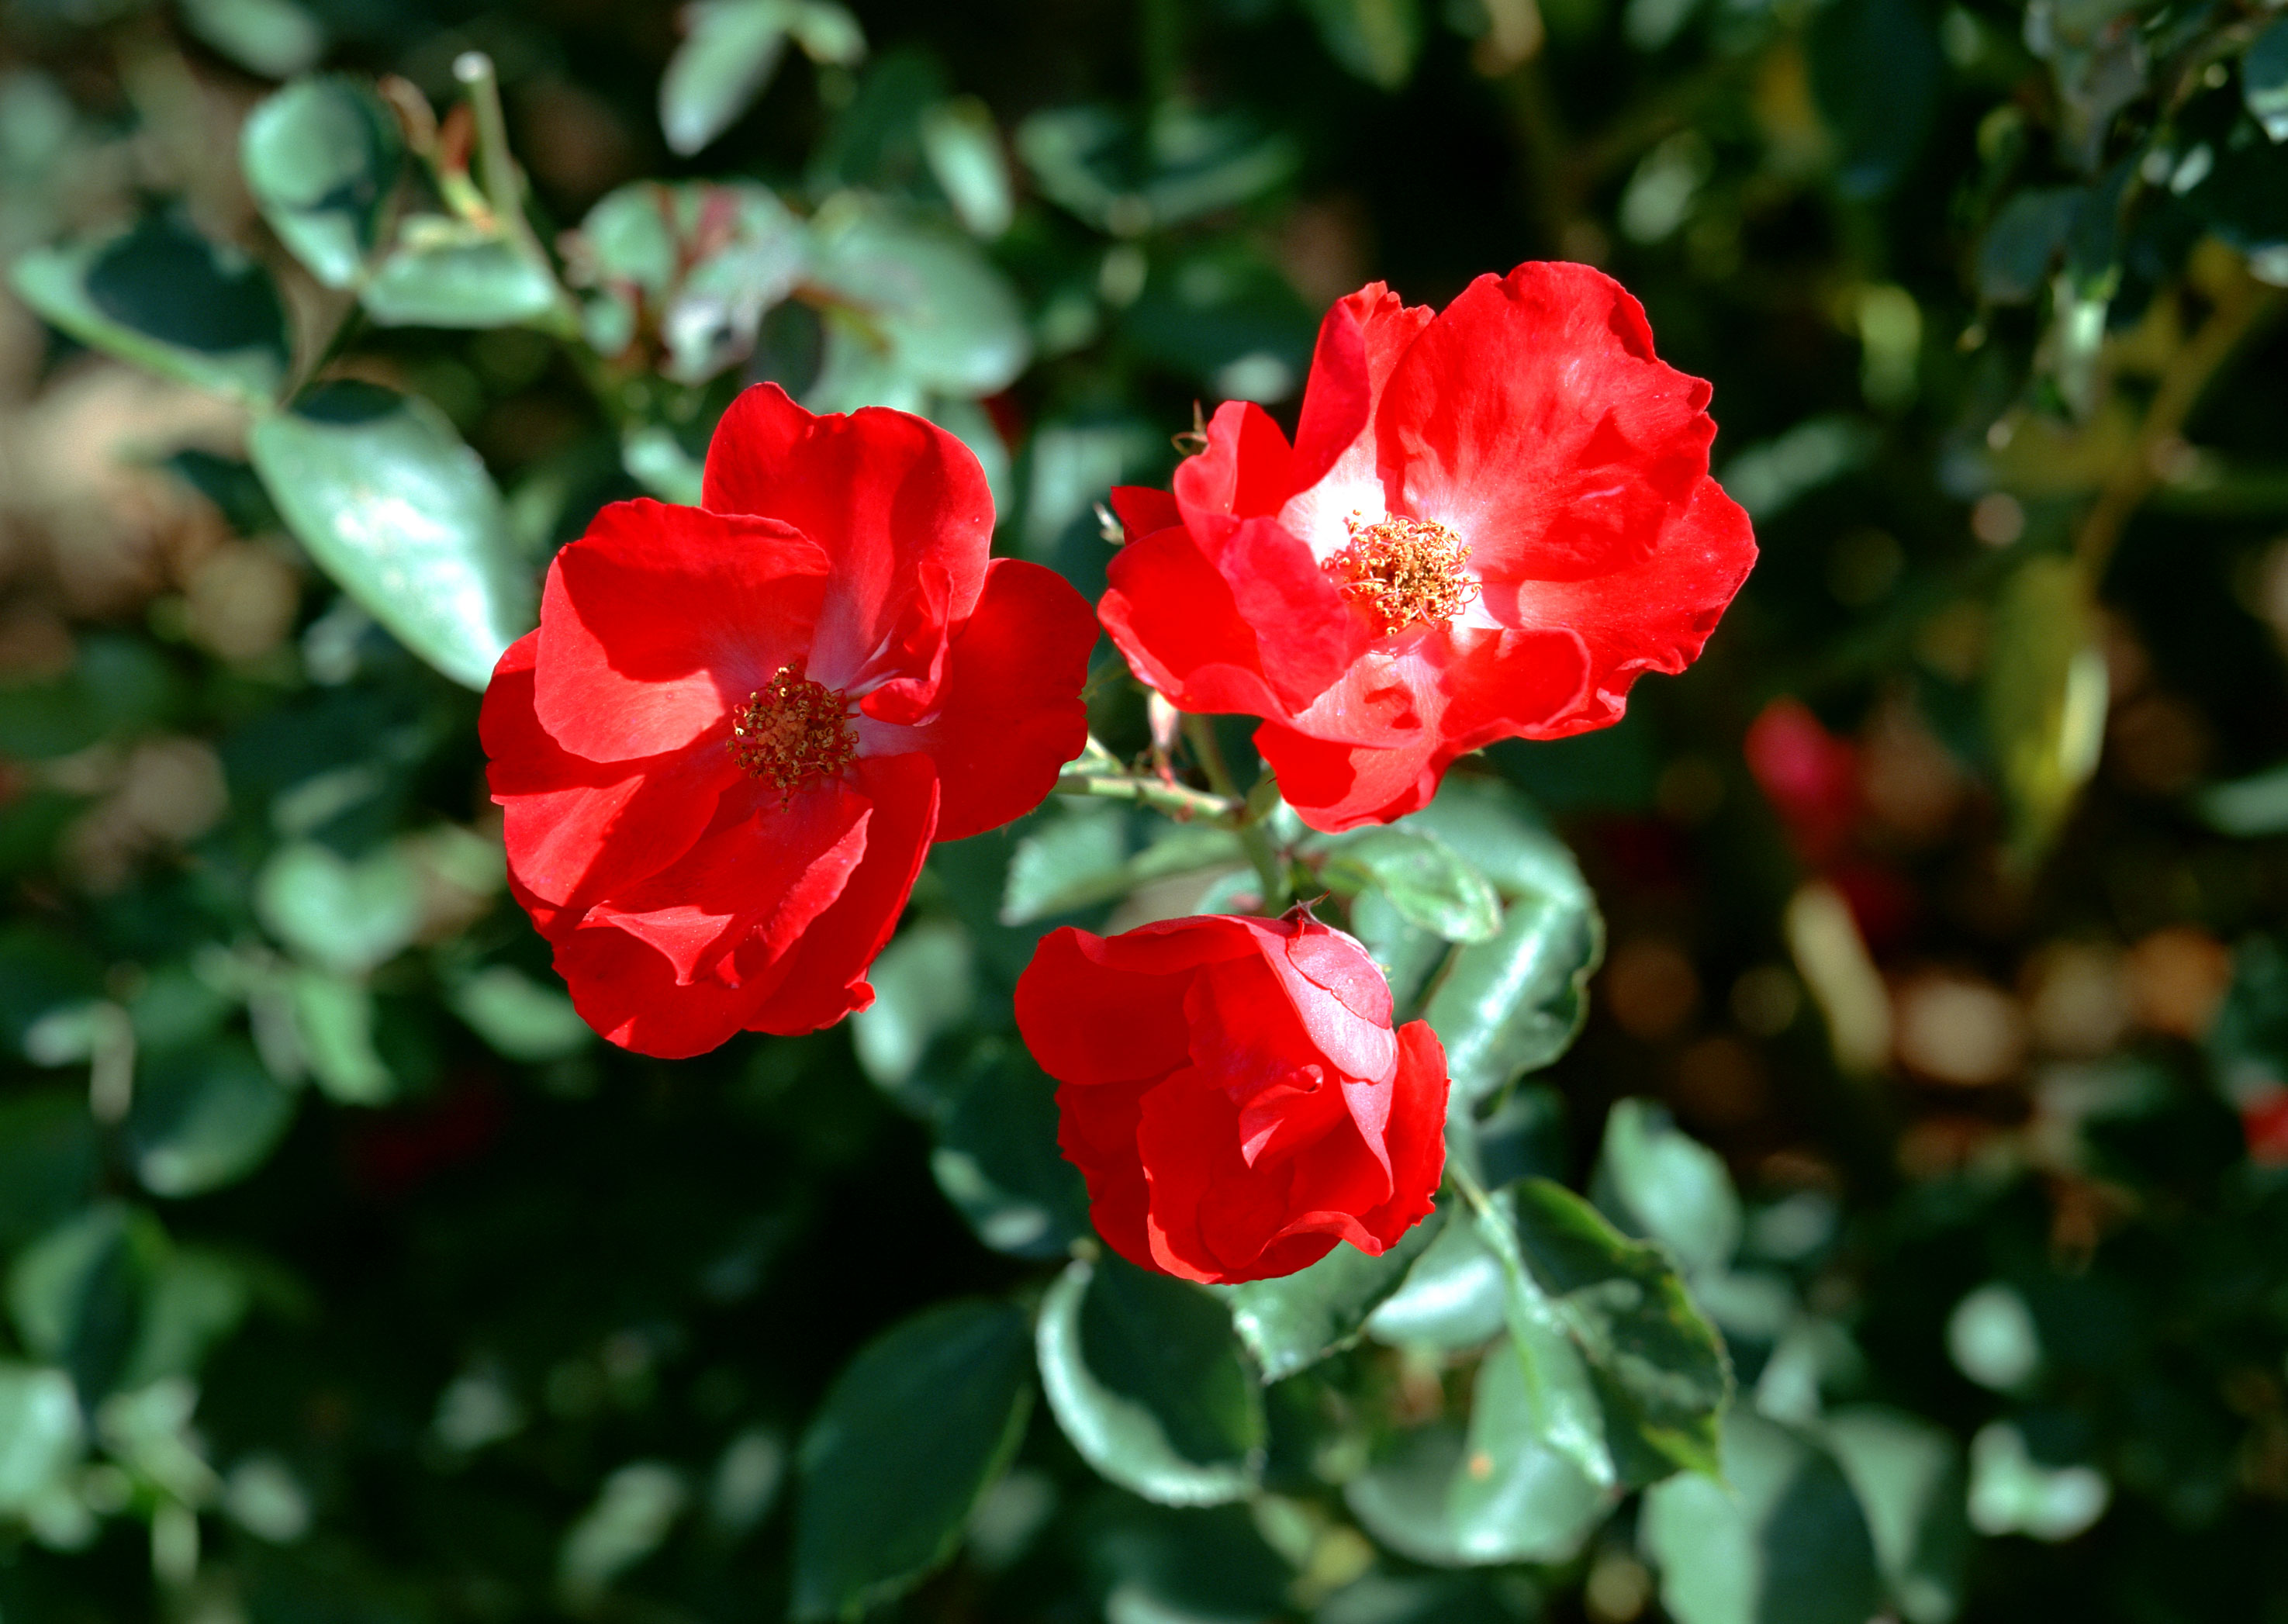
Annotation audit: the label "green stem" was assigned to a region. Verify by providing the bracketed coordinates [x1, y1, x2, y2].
[453, 50, 585, 342]
[1051, 769, 1240, 824]
[1182, 716, 1288, 913]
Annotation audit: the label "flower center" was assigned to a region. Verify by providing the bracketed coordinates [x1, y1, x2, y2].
[1325, 513, 1478, 634]
[728, 666, 857, 796]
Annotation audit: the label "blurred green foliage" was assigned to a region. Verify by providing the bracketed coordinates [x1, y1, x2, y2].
[3, 0, 2288, 1619]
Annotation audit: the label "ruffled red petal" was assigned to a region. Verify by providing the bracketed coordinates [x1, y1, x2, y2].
[1289, 282, 1434, 493]
[532, 501, 830, 764]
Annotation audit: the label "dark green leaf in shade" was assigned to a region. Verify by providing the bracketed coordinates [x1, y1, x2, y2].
[1978, 188, 2082, 304]
[1640, 1410, 1885, 1624]
[0, 1092, 100, 1252]
[2248, 19, 2288, 143]
[124, 1041, 301, 1197]
[1216, 1209, 1444, 1381]
[1014, 104, 1298, 235]
[10, 216, 288, 405]
[1036, 1256, 1264, 1505]
[360, 222, 562, 329]
[1366, 1208, 1509, 1353]
[1316, 1572, 1532, 1624]
[1345, 1329, 1612, 1567]
[5, 1204, 168, 1402]
[1592, 1098, 1742, 1277]
[240, 77, 405, 289]
[1478, 1179, 1731, 1490]
[1821, 1405, 1970, 1624]
[1002, 803, 1242, 924]
[1085, 1500, 1293, 1623]
[0, 635, 175, 762]
[1318, 828, 1502, 945]
[790, 1298, 1032, 1620]
[928, 1040, 1090, 1259]
[1303, 0, 1426, 88]
[248, 382, 535, 689]
[1807, 0, 1944, 197]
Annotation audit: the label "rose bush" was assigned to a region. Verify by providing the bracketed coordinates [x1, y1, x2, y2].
[1101, 261, 1759, 831]
[1015, 907, 1450, 1284]
[482, 384, 1096, 1056]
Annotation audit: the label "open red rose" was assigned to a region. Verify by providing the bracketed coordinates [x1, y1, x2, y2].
[1100, 261, 1757, 832]
[482, 384, 1097, 1058]
[1015, 907, 1448, 1284]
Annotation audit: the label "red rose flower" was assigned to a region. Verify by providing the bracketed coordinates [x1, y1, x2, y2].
[482, 384, 1097, 1058]
[1745, 696, 1862, 866]
[1100, 261, 1757, 832]
[1015, 907, 1449, 1284]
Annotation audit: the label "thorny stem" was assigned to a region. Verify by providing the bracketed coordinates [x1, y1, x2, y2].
[1052, 769, 1243, 825]
[453, 50, 585, 342]
[1182, 715, 1290, 914]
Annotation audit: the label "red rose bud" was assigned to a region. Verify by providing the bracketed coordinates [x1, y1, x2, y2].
[1745, 696, 1861, 866]
[1100, 261, 1757, 832]
[1015, 907, 1450, 1284]
[481, 384, 1097, 1057]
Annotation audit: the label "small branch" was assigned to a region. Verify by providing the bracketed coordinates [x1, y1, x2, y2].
[453, 50, 585, 342]
[1052, 771, 1241, 825]
[1183, 716, 1289, 912]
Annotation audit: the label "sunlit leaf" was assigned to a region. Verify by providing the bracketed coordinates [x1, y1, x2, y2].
[240, 77, 404, 289]
[126, 1042, 301, 1197]
[254, 839, 424, 976]
[1215, 1210, 1443, 1381]
[1593, 1098, 1741, 1277]
[1822, 1405, 1970, 1624]
[1319, 828, 1502, 945]
[361, 220, 562, 329]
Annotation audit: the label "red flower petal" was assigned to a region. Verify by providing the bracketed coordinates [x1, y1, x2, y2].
[1109, 484, 1180, 544]
[877, 558, 1096, 843]
[1289, 282, 1434, 493]
[1014, 922, 1235, 1088]
[534, 500, 831, 763]
[702, 384, 992, 711]
[1099, 524, 1291, 717]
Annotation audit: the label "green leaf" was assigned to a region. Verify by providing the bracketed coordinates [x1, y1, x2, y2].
[249, 382, 535, 689]
[1349, 887, 1450, 1013]
[1366, 1208, 1509, 1353]
[0, 1362, 84, 1515]
[0, 1090, 101, 1252]
[1036, 1255, 1263, 1505]
[1423, 879, 1602, 1111]
[448, 966, 594, 1064]
[929, 1042, 1089, 1259]
[1002, 803, 1243, 924]
[1593, 1098, 1741, 1277]
[1319, 828, 1502, 945]
[1345, 1329, 1612, 1566]
[1640, 1410, 1884, 1624]
[10, 216, 288, 405]
[255, 838, 424, 976]
[1806, 0, 1943, 198]
[661, 0, 793, 157]
[849, 918, 974, 1104]
[1478, 1179, 1732, 1491]
[791, 1299, 1032, 1619]
[2248, 18, 2288, 143]
[287, 969, 396, 1105]
[240, 77, 405, 289]
[1304, 0, 1426, 88]
[1014, 103, 1299, 235]
[6, 1204, 169, 1401]
[1822, 1405, 1970, 1624]
[181, 0, 323, 78]
[1215, 1210, 1443, 1381]
[806, 195, 1031, 409]
[125, 1042, 300, 1197]
[1978, 188, 2081, 306]
[360, 219, 562, 329]
[920, 95, 1014, 238]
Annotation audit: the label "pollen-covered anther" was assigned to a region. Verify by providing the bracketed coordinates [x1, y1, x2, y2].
[728, 666, 858, 796]
[1325, 513, 1478, 634]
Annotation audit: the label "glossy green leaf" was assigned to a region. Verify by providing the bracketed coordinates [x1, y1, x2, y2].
[125, 1042, 300, 1197]
[448, 966, 594, 1064]
[1346, 1330, 1612, 1566]
[361, 220, 561, 329]
[1424, 878, 1602, 1110]
[791, 1299, 1032, 1619]
[849, 918, 974, 1103]
[0, 1362, 84, 1515]
[11, 216, 288, 405]
[181, 0, 323, 78]
[255, 838, 424, 976]
[249, 382, 535, 689]
[1036, 1256, 1263, 1505]
[1215, 1211, 1443, 1381]
[1319, 828, 1502, 945]
[6, 1204, 168, 1401]
[1349, 887, 1449, 1014]
[1002, 803, 1242, 924]
[1366, 1207, 1509, 1352]
[929, 1042, 1089, 1259]
[240, 78, 404, 289]
[1640, 1410, 1884, 1624]
[1593, 1098, 1741, 1277]
[661, 0, 793, 157]
[806, 195, 1032, 409]
[1478, 1179, 1731, 1490]
[288, 969, 396, 1105]
[1823, 1405, 1970, 1624]
[921, 95, 1014, 237]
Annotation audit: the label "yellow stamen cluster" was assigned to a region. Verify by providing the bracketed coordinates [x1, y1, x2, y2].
[728, 666, 857, 797]
[1325, 513, 1478, 634]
